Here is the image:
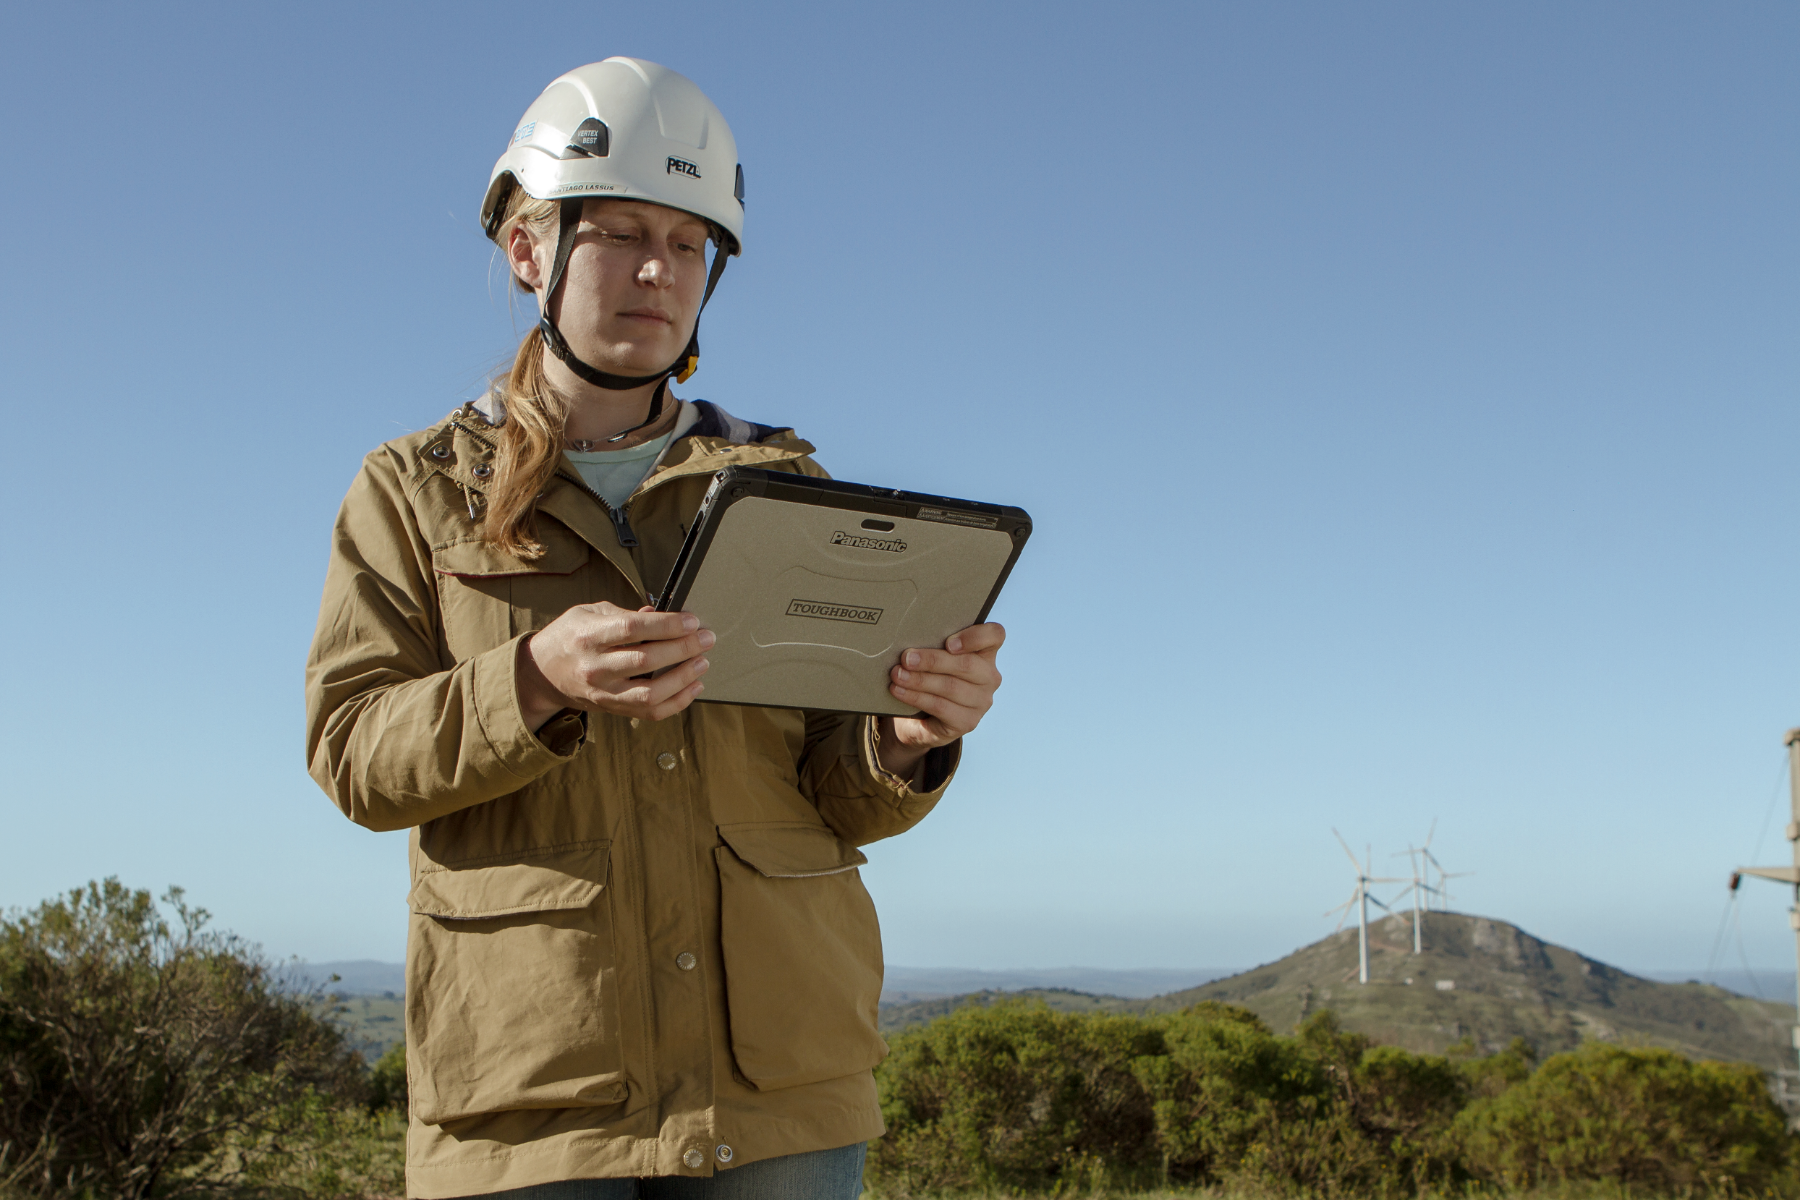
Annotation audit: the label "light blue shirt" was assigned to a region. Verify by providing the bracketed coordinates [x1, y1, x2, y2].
[566, 429, 675, 511]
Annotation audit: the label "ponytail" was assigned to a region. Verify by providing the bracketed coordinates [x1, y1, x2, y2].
[482, 191, 566, 560]
[483, 325, 569, 560]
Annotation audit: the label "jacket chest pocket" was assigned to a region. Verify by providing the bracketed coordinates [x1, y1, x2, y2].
[714, 823, 887, 1091]
[405, 840, 629, 1125]
[431, 529, 594, 662]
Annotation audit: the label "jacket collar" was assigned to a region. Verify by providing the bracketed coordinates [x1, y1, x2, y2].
[428, 396, 815, 597]
[440, 395, 814, 497]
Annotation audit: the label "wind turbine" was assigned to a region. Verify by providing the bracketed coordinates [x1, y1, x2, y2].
[1419, 833, 1472, 913]
[1390, 839, 1433, 954]
[1390, 820, 1462, 953]
[1326, 830, 1408, 984]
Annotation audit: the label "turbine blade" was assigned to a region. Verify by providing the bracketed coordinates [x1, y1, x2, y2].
[1332, 828, 1362, 871]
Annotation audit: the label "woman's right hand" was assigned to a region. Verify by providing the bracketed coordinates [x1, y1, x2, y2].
[516, 602, 712, 730]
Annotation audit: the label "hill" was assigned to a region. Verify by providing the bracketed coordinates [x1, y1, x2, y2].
[1147, 911, 1797, 1074]
[877, 913, 1797, 1081]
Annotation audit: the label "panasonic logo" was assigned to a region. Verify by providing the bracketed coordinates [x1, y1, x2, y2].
[830, 531, 907, 553]
[787, 599, 883, 625]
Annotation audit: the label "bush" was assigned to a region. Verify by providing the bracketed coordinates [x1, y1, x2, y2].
[1450, 1034, 1536, 1100]
[0, 880, 368, 1200]
[873, 1002, 1483, 1197]
[871, 1001, 1799, 1197]
[1135, 1008, 1467, 1196]
[872, 1001, 1165, 1193]
[1453, 1041, 1798, 1193]
[226, 1097, 405, 1200]
[1132, 1004, 1331, 1186]
[367, 1042, 407, 1114]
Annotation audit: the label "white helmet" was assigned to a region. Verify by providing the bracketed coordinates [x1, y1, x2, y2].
[481, 58, 744, 253]
[482, 59, 745, 411]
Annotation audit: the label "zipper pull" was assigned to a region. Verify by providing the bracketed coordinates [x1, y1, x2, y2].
[610, 506, 639, 548]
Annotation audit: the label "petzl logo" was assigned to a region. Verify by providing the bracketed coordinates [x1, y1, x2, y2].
[830, 531, 907, 553]
[667, 156, 701, 178]
[787, 598, 883, 625]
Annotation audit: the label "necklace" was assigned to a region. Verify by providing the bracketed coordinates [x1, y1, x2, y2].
[565, 386, 674, 453]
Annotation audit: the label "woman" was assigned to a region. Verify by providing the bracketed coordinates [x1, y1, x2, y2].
[304, 58, 1006, 1198]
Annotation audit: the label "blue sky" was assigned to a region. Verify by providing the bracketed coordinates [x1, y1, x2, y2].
[1, 1, 1796, 978]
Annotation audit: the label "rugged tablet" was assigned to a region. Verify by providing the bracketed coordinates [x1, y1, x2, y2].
[655, 467, 1032, 714]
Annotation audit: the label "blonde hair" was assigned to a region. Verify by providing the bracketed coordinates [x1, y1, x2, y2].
[483, 189, 568, 561]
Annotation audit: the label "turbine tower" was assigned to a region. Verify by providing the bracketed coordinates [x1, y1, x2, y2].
[1730, 727, 1800, 1071]
[1326, 830, 1407, 984]
[1390, 821, 1472, 952]
[1391, 833, 1434, 954]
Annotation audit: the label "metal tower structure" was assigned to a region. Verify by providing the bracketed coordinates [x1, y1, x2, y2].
[1730, 727, 1800, 1071]
[1392, 839, 1435, 954]
[1326, 830, 1407, 984]
[1390, 821, 1472, 953]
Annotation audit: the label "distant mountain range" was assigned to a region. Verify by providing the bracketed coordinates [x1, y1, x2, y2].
[289, 960, 405, 996]
[289, 958, 1796, 1006]
[289, 961, 1238, 999]
[883, 966, 1235, 999]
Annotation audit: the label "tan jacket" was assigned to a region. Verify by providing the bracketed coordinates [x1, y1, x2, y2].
[305, 398, 957, 1196]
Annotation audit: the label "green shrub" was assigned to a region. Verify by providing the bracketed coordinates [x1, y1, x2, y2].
[873, 1001, 1500, 1198]
[226, 1095, 405, 1199]
[0, 880, 368, 1200]
[1132, 1004, 1330, 1184]
[1452, 1042, 1797, 1193]
[874, 1000, 1796, 1198]
[367, 1041, 407, 1115]
[1450, 1035, 1536, 1100]
[872, 1000, 1166, 1193]
[1135, 1008, 1466, 1196]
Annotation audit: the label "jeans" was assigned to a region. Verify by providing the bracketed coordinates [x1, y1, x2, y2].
[465, 1142, 866, 1200]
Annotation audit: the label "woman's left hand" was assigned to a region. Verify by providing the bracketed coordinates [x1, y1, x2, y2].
[876, 622, 1006, 780]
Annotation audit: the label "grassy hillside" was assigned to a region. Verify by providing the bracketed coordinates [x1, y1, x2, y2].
[1151, 911, 1796, 1072]
[331, 992, 405, 1060]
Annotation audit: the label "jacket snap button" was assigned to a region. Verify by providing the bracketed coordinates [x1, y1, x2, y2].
[676, 952, 697, 971]
[716, 1144, 733, 1163]
[657, 752, 678, 770]
[472, 463, 492, 478]
[429, 443, 450, 460]
[683, 1148, 705, 1169]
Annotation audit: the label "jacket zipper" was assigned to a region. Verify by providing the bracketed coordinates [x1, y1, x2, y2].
[560, 470, 638, 549]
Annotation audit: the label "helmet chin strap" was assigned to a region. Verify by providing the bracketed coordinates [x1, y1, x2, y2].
[538, 198, 731, 443]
